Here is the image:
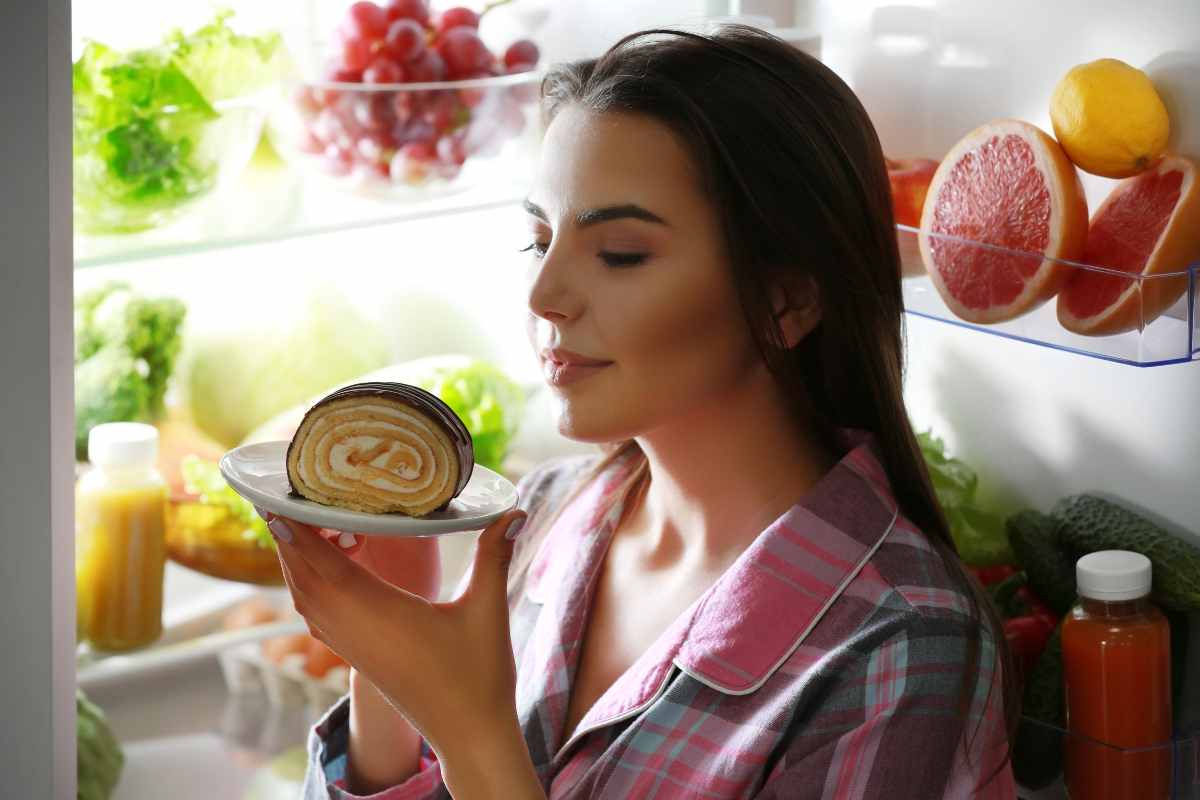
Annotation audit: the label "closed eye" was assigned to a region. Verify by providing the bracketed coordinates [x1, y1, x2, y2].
[519, 242, 548, 258]
[599, 251, 648, 268]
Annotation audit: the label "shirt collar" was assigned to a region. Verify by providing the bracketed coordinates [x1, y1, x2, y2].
[521, 429, 902, 749]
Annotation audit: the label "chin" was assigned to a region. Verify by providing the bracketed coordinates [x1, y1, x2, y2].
[550, 396, 634, 445]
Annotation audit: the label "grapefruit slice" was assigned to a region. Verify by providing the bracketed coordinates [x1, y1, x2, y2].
[1057, 155, 1200, 336]
[919, 120, 1089, 323]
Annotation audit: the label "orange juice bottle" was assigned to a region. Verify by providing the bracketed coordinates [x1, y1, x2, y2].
[1063, 550, 1172, 800]
[76, 422, 168, 652]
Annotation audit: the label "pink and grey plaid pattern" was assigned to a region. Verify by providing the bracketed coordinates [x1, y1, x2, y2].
[304, 430, 1015, 799]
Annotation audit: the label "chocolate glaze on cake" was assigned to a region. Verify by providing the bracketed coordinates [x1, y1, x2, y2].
[285, 382, 474, 505]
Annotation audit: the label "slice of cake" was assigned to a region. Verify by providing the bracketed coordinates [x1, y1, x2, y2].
[286, 382, 473, 516]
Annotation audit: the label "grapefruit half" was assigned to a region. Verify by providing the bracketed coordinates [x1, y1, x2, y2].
[919, 120, 1089, 323]
[1057, 155, 1200, 336]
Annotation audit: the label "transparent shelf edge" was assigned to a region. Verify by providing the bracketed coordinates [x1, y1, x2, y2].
[73, 171, 529, 270]
[898, 225, 1199, 368]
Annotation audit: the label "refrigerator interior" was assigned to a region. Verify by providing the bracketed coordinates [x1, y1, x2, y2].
[55, 0, 1200, 797]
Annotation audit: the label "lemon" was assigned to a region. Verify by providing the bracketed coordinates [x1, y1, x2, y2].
[1050, 58, 1170, 178]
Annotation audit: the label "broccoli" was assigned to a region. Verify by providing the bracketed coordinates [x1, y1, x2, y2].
[74, 282, 186, 460]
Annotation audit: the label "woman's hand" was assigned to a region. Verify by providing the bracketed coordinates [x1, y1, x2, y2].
[314, 528, 441, 600]
[265, 509, 544, 799]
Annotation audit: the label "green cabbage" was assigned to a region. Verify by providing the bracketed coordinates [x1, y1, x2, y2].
[77, 689, 123, 800]
[184, 289, 392, 447]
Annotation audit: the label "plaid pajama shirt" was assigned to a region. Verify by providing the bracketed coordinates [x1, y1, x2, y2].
[304, 429, 1016, 799]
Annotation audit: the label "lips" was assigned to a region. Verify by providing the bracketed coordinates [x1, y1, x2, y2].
[541, 347, 613, 367]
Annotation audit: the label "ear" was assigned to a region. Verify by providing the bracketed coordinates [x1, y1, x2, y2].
[771, 274, 821, 349]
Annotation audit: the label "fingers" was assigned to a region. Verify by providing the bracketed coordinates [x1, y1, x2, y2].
[268, 516, 367, 590]
[461, 510, 527, 602]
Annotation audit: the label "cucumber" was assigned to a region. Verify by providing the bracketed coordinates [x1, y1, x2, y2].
[1052, 494, 1200, 612]
[1006, 510, 1077, 616]
[1012, 622, 1065, 790]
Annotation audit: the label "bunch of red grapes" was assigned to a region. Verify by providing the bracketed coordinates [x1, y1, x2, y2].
[294, 0, 541, 185]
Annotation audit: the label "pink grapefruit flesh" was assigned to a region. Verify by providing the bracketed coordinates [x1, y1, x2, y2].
[919, 120, 1089, 324]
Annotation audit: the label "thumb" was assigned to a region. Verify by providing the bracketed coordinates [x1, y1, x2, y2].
[464, 510, 527, 601]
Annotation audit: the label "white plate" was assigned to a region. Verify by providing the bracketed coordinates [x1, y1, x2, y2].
[219, 441, 518, 536]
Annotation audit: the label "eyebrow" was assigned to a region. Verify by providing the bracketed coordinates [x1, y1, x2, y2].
[522, 199, 669, 228]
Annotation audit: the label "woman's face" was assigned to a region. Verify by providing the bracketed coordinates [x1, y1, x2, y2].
[523, 105, 765, 443]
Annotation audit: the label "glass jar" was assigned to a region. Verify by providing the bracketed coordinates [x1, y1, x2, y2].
[1062, 550, 1172, 800]
[75, 422, 168, 652]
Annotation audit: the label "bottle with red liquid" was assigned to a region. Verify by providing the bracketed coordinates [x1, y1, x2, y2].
[1062, 550, 1172, 800]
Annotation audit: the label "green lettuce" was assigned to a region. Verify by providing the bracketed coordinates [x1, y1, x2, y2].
[411, 360, 527, 473]
[918, 430, 1014, 566]
[72, 12, 284, 232]
[181, 456, 273, 550]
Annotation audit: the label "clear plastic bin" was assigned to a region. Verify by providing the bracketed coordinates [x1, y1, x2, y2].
[1014, 716, 1200, 799]
[897, 225, 1199, 367]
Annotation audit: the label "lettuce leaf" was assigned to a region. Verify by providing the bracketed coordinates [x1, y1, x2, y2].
[410, 360, 527, 473]
[72, 13, 284, 233]
[181, 456, 273, 550]
[918, 430, 1014, 566]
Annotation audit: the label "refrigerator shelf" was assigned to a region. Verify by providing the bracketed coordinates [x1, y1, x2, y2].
[73, 161, 527, 270]
[1014, 715, 1200, 799]
[898, 225, 1199, 367]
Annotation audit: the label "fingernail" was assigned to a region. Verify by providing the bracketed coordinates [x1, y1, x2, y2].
[504, 515, 526, 541]
[338, 532, 357, 549]
[268, 518, 294, 544]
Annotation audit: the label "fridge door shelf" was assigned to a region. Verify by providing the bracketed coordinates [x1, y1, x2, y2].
[1014, 715, 1200, 799]
[898, 225, 1199, 367]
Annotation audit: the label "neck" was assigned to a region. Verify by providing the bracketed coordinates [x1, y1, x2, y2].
[626, 364, 838, 569]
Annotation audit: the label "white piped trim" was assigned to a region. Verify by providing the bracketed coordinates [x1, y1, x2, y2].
[675, 506, 900, 696]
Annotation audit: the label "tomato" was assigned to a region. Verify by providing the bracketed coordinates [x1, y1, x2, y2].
[969, 563, 1019, 587]
[1004, 614, 1056, 681]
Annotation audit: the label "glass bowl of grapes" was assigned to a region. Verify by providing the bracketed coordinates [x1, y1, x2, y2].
[271, 0, 542, 199]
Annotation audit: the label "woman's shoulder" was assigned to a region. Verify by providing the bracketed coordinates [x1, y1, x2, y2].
[866, 514, 984, 625]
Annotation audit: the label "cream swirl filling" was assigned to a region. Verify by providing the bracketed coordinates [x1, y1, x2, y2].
[296, 402, 455, 510]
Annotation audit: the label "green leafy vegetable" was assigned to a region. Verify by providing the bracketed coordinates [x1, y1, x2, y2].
[186, 289, 393, 447]
[409, 359, 527, 472]
[918, 430, 1014, 566]
[74, 282, 186, 459]
[181, 456, 273, 550]
[77, 688, 123, 800]
[72, 12, 284, 232]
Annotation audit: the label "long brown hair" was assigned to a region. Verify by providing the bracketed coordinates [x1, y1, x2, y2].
[520, 24, 1017, 784]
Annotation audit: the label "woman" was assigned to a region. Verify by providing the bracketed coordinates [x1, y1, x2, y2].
[267, 24, 1018, 799]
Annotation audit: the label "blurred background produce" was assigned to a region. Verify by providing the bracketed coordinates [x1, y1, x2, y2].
[77, 688, 124, 800]
[74, 282, 186, 460]
[271, 0, 542, 197]
[73, 12, 288, 233]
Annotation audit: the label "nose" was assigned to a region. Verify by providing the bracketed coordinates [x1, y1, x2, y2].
[526, 243, 581, 323]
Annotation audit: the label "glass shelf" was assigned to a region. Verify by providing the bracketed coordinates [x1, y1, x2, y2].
[73, 150, 529, 270]
[1014, 715, 1200, 799]
[898, 225, 1199, 367]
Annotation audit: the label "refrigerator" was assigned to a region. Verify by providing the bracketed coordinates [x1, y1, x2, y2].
[2, 0, 1197, 797]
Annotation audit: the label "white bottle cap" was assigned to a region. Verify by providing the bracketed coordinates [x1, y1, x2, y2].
[87, 422, 158, 469]
[1076, 550, 1153, 602]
